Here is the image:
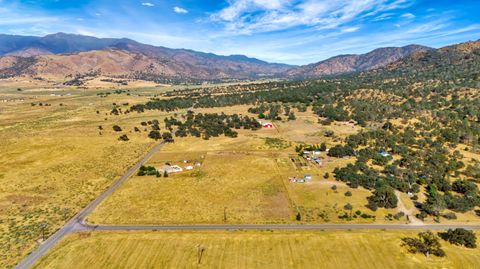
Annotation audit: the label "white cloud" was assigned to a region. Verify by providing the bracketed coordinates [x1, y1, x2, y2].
[342, 26, 360, 33]
[141, 2, 154, 7]
[0, 16, 59, 25]
[173, 6, 188, 14]
[211, 0, 414, 34]
[401, 12, 415, 19]
[373, 13, 394, 21]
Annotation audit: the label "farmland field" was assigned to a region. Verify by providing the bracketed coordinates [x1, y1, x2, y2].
[0, 85, 167, 268]
[33, 230, 480, 269]
[89, 121, 402, 225]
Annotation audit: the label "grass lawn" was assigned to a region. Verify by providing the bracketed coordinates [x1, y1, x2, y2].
[33, 230, 480, 269]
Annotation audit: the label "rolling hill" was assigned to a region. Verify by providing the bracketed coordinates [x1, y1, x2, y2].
[363, 39, 480, 84]
[2, 33, 477, 83]
[0, 33, 292, 82]
[286, 45, 432, 77]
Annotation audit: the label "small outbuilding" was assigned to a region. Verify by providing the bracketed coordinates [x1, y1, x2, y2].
[379, 150, 391, 157]
[263, 122, 274, 128]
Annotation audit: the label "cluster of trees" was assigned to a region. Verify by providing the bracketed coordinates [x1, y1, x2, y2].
[438, 228, 477, 248]
[163, 111, 261, 140]
[31, 102, 52, 107]
[248, 103, 298, 121]
[97, 89, 129, 97]
[327, 145, 355, 158]
[163, 81, 292, 98]
[137, 165, 157, 176]
[402, 228, 477, 257]
[332, 120, 480, 217]
[129, 81, 336, 113]
[295, 143, 327, 153]
[402, 231, 446, 257]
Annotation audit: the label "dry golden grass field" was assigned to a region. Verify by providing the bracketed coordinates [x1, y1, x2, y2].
[33, 230, 480, 269]
[0, 85, 173, 268]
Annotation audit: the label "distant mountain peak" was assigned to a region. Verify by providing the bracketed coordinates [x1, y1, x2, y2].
[0, 33, 292, 81]
[287, 44, 432, 77]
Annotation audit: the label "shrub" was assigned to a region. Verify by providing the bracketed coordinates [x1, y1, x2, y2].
[394, 212, 405, 220]
[296, 213, 301, 221]
[442, 212, 457, 220]
[112, 125, 122, 132]
[118, 134, 129, 141]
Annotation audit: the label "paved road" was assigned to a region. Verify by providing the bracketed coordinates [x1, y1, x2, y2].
[85, 223, 480, 231]
[14, 140, 480, 268]
[15, 142, 166, 269]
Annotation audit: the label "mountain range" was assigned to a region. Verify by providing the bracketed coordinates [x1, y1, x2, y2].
[0, 32, 458, 82]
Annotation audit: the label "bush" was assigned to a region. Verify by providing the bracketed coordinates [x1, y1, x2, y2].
[394, 212, 405, 220]
[416, 212, 427, 221]
[360, 213, 374, 219]
[296, 212, 301, 221]
[112, 125, 122, 132]
[118, 134, 129, 141]
[344, 191, 352, 197]
[442, 212, 457, 220]
[438, 228, 477, 248]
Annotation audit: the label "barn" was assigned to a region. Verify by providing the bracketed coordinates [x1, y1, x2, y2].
[263, 122, 274, 128]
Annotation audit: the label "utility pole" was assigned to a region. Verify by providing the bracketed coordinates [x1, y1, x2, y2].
[196, 244, 205, 265]
[40, 222, 49, 241]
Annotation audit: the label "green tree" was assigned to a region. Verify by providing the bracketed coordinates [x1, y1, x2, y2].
[367, 185, 398, 210]
[402, 231, 446, 257]
[439, 228, 477, 248]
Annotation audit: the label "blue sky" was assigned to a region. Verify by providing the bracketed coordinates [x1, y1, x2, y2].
[0, 0, 479, 65]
